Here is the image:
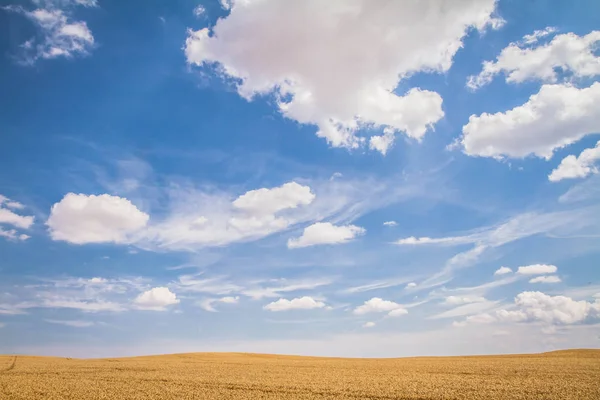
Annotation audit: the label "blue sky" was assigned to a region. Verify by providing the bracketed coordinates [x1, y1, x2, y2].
[1, 0, 600, 358]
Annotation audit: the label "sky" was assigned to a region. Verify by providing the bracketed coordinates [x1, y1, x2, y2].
[0, 0, 599, 358]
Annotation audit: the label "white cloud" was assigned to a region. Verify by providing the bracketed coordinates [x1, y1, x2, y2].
[198, 296, 240, 312]
[193, 5, 205, 17]
[7, 2, 97, 64]
[405, 282, 417, 289]
[496, 291, 600, 325]
[362, 321, 376, 328]
[494, 266, 512, 276]
[287, 222, 365, 248]
[383, 220, 397, 227]
[461, 83, 600, 159]
[47, 193, 149, 244]
[185, 0, 502, 152]
[521, 27, 558, 45]
[353, 297, 407, 317]
[468, 30, 600, 89]
[133, 287, 180, 311]
[263, 296, 326, 312]
[44, 319, 95, 328]
[0, 227, 30, 241]
[549, 140, 600, 182]
[41, 298, 125, 312]
[233, 181, 315, 215]
[453, 312, 496, 327]
[517, 264, 558, 275]
[394, 236, 473, 245]
[444, 296, 486, 305]
[529, 275, 561, 284]
[0, 196, 34, 229]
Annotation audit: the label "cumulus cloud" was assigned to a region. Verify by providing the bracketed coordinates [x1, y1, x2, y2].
[494, 266, 512, 276]
[461, 83, 600, 159]
[5, 0, 97, 64]
[529, 275, 561, 284]
[467, 30, 600, 89]
[353, 297, 407, 317]
[0, 195, 34, 241]
[549, 141, 600, 182]
[47, 193, 149, 244]
[405, 282, 417, 289]
[133, 287, 180, 311]
[363, 321, 376, 328]
[496, 291, 600, 325]
[185, 0, 502, 153]
[263, 296, 326, 312]
[287, 222, 365, 248]
[517, 264, 558, 275]
[383, 221, 398, 227]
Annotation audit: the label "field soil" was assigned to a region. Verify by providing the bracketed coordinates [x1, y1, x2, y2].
[1, 349, 599, 399]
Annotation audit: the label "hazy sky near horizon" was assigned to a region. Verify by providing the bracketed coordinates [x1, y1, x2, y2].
[1, 0, 600, 358]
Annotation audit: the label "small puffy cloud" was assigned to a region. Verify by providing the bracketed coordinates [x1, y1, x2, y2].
[521, 27, 558, 45]
[362, 321, 376, 328]
[496, 291, 600, 325]
[517, 264, 558, 275]
[185, 0, 501, 152]
[6, 2, 97, 64]
[233, 181, 315, 215]
[263, 296, 326, 312]
[0, 196, 34, 229]
[47, 193, 149, 244]
[198, 296, 240, 312]
[0, 228, 30, 241]
[353, 297, 407, 317]
[383, 221, 397, 227]
[287, 222, 365, 249]
[467, 30, 600, 90]
[405, 282, 417, 289]
[529, 275, 562, 284]
[461, 83, 600, 159]
[133, 287, 180, 311]
[444, 296, 486, 305]
[193, 5, 205, 17]
[494, 266, 512, 276]
[549, 141, 600, 182]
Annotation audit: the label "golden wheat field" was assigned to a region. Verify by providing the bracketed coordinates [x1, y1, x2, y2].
[1, 349, 599, 399]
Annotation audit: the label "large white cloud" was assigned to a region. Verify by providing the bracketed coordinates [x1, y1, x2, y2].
[461, 83, 600, 159]
[287, 222, 365, 248]
[468, 30, 600, 90]
[497, 291, 600, 325]
[185, 0, 503, 153]
[133, 287, 180, 311]
[353, 297, 407, 317]
[47, 193, 149, 244]
[263, 296, 326, 312]
[549, 140, 600, 182]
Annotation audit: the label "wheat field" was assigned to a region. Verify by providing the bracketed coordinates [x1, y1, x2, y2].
[1, 349, 599, 399]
